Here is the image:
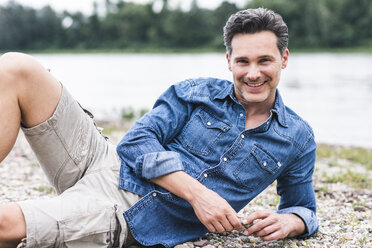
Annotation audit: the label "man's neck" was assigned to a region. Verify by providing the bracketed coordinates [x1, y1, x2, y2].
[243, 99, 274, 130]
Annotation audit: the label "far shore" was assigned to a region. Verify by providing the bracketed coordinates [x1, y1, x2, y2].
[2, 45, 372, 55]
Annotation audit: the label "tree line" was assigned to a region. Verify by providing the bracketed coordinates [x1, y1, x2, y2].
[0, 0, 371, 51]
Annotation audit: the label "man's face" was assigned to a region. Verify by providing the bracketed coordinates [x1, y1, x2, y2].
[226, 31, 289, 108]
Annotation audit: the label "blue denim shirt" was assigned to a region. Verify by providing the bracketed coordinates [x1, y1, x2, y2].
[117, 78, 318, 247]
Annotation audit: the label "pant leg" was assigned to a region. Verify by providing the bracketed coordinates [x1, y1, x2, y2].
[21, 85, 106, 194]
[18, 85, 142, 247]
[17, 152, 141, 248]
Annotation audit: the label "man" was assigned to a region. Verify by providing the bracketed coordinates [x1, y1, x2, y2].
[0, 8, 318, 248]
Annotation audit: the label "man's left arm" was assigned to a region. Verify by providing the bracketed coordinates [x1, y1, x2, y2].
[243, 139, 318, 240]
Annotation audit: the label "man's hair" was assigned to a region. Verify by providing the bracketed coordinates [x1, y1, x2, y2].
[223, 8, 288, 56]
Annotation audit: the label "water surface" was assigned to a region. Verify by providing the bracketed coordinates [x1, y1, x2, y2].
[33, 53, 372, 148]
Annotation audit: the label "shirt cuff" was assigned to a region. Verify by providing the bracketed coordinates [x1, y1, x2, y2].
[136, 151, 184, 179]
[277, 206, 318, 238]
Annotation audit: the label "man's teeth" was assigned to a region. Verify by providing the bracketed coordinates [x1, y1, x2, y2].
[247, 81, 265, 87]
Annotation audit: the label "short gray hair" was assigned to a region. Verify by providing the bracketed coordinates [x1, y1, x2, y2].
[223, 8, 288, 56]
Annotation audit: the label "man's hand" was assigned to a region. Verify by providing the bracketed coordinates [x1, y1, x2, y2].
[151, 171, 242, 233]
[189, 186, 242, 233]
[242, 210, 305, 240]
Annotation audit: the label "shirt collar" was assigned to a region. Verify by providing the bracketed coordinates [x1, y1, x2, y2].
[271, 89, 288, 128]
[214, 83, 288, 128]
[214, 82, 235, 101]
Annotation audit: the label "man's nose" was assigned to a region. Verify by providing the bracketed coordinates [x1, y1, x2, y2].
[246, 65, 260, 81]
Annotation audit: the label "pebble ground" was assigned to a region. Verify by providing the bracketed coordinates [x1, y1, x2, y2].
[1, 130, 371, 248]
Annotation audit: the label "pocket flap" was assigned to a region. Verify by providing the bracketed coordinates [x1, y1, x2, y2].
[251, 145, 280, 174]
[196, 110, 231, 132]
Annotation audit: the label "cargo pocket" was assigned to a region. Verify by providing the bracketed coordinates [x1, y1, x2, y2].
[59, 206, 117, 248]
[78, 102, 109, 140]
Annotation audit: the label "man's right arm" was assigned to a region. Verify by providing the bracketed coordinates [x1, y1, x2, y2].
[151, 171, 242, 233]
[117, 82, 241, 233]
[117, 83, 190, 180]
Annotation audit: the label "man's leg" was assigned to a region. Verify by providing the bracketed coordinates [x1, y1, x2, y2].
[0, 204, 26, 248]
[0, 52, 62, 247]
[0, 52, 62, 162]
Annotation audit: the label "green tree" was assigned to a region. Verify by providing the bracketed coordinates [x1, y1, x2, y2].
[161, 3, 214, 48]
[102, 2, 154, 48]
[62, 11, 87, 48]
[323, 0, 372, 47]
[0, 1, 38, 49]
[0, 0, 370, 51]
[34, 6, 64, 49]
[210, 1, 240, 49]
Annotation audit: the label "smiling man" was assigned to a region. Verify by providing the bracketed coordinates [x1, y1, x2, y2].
[0, 8, 317, 248]
[116, 8, 317, 246]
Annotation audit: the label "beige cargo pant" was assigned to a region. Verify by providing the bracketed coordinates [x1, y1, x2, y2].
[17, 86, 142, 248]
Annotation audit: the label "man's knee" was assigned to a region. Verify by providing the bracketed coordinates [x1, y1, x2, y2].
[0, 52, 40, 83]
[0, 204, 26, 239]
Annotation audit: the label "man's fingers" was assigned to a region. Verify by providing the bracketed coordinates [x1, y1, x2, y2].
[259, 229, 283, 241]
[212, 220, 226, 233]
[253, 222, 278, 238]
[243, 211, 277, 236]
[227, 214, 242, 231]
[219, 216, 234, 232]
[251, 216, 275, 233]
[242, 210, 273, 225]
[206, 223, 216, 233]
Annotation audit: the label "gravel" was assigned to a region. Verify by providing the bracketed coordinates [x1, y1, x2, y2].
[1, 130, 371, 248]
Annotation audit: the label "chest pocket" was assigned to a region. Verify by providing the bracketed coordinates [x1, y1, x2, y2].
[179, 109, 231, 156]
[234, 145, 281, 191]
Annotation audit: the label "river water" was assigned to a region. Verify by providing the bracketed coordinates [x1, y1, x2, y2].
[33, 53, 372, 148]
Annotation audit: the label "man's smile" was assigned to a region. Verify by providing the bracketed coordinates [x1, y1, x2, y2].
[243, 80, 269, 88]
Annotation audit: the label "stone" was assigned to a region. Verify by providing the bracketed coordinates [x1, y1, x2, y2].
[174, 245, 189, 248]
[353, 206, 365, 212]
[193, 240, 209, 246]
[186, 242, 195, 247]
[343, 234, 353, 240]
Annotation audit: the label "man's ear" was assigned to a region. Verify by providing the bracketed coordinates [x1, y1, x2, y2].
[226, 52, 232, 71]
[281, 49, 289, 69]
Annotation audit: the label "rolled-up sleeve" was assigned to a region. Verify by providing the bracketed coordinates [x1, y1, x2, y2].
[117, 81, 192, 180]
[137, 151, 184, 179]
[276, 138, 318, 237]
[278, 205, 318, 237]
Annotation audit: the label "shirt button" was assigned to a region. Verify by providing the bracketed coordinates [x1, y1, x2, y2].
[263, 161, 267, 166]
[240, 113, 244, 117]
[241, 134, 245, 139]
[207, 121, 211, 126]
[223, 157, 227, 162]
[277, 162, 282, 167]
[152, 192, 157, 197]
[204, 173, 208, 178]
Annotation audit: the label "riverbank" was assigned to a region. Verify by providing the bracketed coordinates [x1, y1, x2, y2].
[0, 126, 371, 247]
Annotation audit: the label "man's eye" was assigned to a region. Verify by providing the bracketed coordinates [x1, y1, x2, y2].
[237, 60, 248, 64]
[260, 59, 270, 63]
